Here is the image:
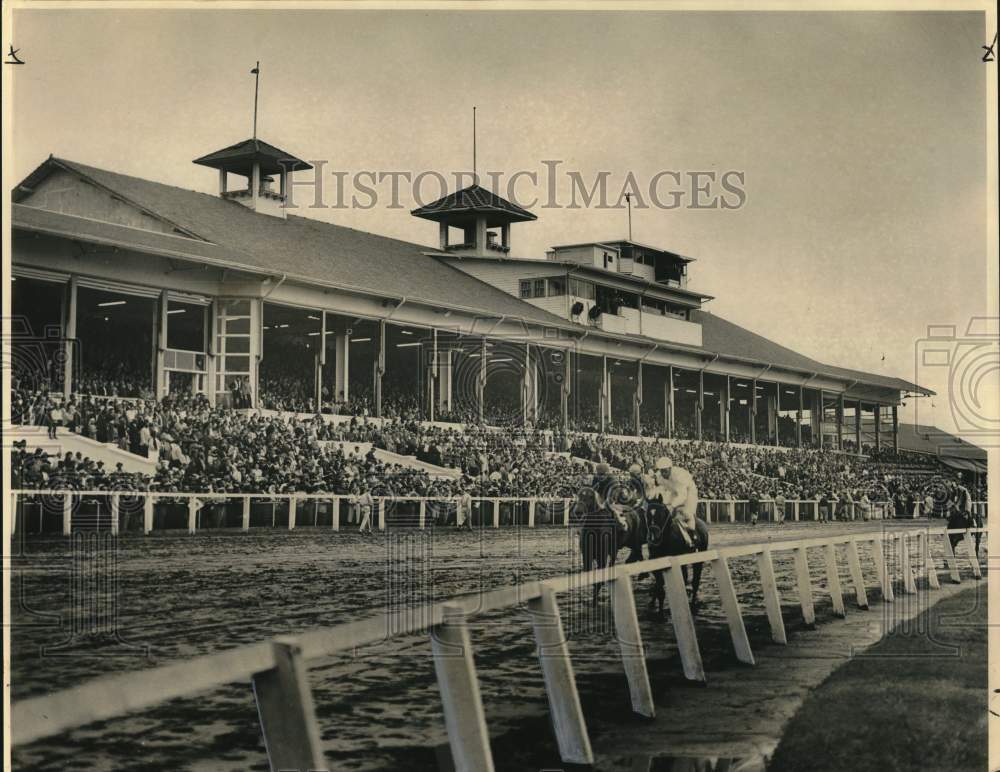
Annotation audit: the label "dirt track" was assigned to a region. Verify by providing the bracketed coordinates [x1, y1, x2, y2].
[9, 519, 977, 771]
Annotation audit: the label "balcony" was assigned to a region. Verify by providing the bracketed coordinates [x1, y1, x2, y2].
[640, 310, 702, 346]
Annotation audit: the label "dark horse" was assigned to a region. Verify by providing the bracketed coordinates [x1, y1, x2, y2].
[575, 488, 643, 605]
[644, 501, 710, 617]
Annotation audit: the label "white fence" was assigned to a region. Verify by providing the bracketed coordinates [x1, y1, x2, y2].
[10, 524, 987, 770]
[9, 490, 988, 536]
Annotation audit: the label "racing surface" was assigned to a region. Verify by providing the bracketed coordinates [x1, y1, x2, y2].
[9, 518, 973, 771]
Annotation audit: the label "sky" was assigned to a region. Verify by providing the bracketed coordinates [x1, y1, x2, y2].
[9, 7, 994, 436]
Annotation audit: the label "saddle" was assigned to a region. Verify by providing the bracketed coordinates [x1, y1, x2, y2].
[645, 503, 696, 549]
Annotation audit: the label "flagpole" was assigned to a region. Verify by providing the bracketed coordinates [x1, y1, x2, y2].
[625, 192, 632, 240]
[252, 61, 260, 140]
[472, 105, 477, 183]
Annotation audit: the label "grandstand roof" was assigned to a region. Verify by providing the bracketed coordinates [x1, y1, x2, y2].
[12, 157, 931, 397]
[892, 422, 987, 464]
[13, 159, 567, 326]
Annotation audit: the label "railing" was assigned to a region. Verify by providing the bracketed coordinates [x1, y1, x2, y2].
[8, 491, 987, 536]
[10, 524, 987, 769]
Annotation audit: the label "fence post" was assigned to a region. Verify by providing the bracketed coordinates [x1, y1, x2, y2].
[431, 604, 495, 772]
[664, 560, 706, 682]
[899, 534, 917, 594]
[845, 539, 869, 609]
[144, 496, 154, 535]
[492, 498, 500, 529]
[793, 501, 799, 522]
[288, 496, 297, 531]
[332, 497, 341, 531]
[756, 549, 787, 644]
[712, 556, 755, 665]
[63, 494, 72, 536]
[728, 500, 735, 523]
[528, 587, 594, 764]
[187, 498, 198, 535]
[942, 532, 961, 583]
[918, 531, 940, 589]
[242, 497, 251, 532]
[563, 499, 571, 526]
[251, 637, 328, 772]
[378, 499, 386, 531]
[611, 576, 655, 717]
[419, 499, 426, 530]
[10, 493, 16, 536]
[963, 531, 982, 579]
[528, 500, 536, 529]
[822, 544, 845, 617]
[872, 537, 895, 601]
[110, 494, 120, 536]
[793, 547, 816, 625]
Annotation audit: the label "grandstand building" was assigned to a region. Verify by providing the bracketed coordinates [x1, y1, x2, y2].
[11, 134, 931, 452]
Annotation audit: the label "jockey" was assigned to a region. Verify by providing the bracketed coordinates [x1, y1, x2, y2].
[647, 456, 699, 546]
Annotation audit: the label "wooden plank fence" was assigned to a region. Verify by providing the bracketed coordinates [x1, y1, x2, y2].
[9, 525, 986, 772]
[9, 490, 988, 536]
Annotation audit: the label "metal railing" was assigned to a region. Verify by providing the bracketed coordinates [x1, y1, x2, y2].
[9, 491, 987, 536]
[10, 524, 987, 769]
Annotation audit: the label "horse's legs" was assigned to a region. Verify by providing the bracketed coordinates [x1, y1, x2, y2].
[690, 563, 704, 608]
[650, 570, 666, 617]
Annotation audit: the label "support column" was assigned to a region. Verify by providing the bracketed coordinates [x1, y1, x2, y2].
[155, 288, 168, 398]
[316, 311, 326, 411]
[837, 393, 845, 450]
[892, 404, 899, 452]
[335, 332, 349, 404]
[438, 345, 453, 415]
[561, 350, 571, 433]
[522, 342, 534, 427]
[251, 162, 261, 210]
[750, 378, 758, 445]
[773, 385, 780, 446]
[249, 297, 262, 409]
[874, 404, 881, 451]
[796, 385, 803, 448]
[428, 330, 438, 421]
[478, 338, 486, 423]
[600, 355, 609, 433]
[665, 365, 674, 438]
[375, 320, 386, 418]
[205, 301, 218, 406]
[633, 361, 642, 436]
[696, 370, 703, 440]
[855, 400, 862, 452]
[722, 376, 730, 442]
[63, 276, 77, 397]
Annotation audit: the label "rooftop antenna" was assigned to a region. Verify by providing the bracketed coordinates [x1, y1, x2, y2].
[472, 105, 477, 184]
[625, 191, 633, 241]
[251, 61, 260, 140]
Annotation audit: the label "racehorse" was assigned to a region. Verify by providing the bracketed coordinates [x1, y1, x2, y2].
[644, 501, 710, 618]
[575, 486, 643, 606]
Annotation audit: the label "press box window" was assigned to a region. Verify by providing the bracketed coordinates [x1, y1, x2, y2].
[519, 280, 532, 299]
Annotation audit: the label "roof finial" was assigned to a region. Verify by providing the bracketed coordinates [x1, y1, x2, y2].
[472, 105, 477, 185]
[251, 61, 260, 141]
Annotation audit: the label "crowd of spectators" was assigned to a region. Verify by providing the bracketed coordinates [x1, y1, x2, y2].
[11, 380, 986, 512]
[570, 434, 986, 511]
